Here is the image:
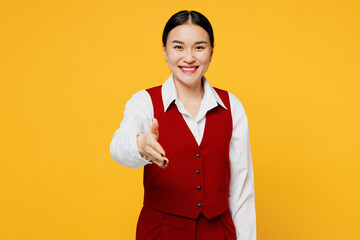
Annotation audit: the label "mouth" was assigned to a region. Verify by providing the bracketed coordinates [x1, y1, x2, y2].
[179, 65, 199, 74]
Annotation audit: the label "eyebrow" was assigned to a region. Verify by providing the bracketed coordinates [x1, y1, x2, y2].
[171, 40, 208, 45]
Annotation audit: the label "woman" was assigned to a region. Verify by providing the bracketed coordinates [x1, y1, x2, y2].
[110, 10, 256, 240]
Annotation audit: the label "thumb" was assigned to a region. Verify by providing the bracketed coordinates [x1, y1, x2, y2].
[150, 118, 159, 135]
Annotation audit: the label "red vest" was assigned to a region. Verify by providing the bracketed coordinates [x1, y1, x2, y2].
[143, 85, 233, 219]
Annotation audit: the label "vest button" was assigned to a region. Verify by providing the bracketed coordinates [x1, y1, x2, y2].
[197, 186, 202, 191]
[197, 203, 203, 208]
[195, 153, 201, 159]
[195, 170, 200, 175]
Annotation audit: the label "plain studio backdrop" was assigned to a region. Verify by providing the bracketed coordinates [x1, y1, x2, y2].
[1, 0, 359, 239]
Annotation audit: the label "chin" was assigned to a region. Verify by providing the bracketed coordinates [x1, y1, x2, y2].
[177, 75, 202, 86]
[173, 71, 203, 84]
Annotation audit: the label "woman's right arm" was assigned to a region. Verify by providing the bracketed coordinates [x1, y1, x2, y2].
[110, 90, 154, 169]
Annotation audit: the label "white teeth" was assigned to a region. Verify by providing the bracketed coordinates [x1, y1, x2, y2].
[182, 67, 196, 70]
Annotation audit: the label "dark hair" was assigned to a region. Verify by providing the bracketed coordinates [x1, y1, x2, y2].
[162, 10, 214, 47]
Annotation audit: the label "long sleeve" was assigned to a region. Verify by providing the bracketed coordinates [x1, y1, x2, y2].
[228, 92, 257, 239]
[110, 90, 154, 169]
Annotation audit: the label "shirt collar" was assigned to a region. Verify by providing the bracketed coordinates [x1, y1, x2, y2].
[161, 74, 227, 113]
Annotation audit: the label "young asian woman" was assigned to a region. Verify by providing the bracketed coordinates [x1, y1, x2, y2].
[110, 10, 256, 240]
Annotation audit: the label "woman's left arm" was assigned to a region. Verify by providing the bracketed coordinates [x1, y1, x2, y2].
[228, 92, 257, 240]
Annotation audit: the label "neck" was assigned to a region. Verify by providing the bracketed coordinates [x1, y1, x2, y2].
[174, 77, 204, 102]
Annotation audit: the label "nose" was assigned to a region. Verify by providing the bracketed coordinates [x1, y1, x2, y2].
[183, 48, 195, 63]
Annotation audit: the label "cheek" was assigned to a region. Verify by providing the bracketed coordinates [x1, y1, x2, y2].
[198, 54, 211, 63]
[195, 51, 212, 63]
[168, 52, 182, 63]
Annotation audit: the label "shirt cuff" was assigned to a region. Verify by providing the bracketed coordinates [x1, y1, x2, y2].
[129, 132, 152, 167]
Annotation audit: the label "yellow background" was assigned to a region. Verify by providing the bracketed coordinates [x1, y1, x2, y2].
[1, 0, 359, 239]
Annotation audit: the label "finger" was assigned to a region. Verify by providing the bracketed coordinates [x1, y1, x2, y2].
[148, 138, 166, 157]
[146, 146, 168, 168]
[162, 157, 169, 168]
[146, 146, 165, 167]
[150, 118, 159, 139]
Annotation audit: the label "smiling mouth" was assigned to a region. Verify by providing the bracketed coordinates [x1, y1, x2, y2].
[179, 66, 199, 70]
[179, 66, 199, 73]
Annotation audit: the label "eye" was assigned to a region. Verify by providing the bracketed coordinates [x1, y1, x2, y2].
[195, 46, 205, 50]
[174, 45, 183, 50]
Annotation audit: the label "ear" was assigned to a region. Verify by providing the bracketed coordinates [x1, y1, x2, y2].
[210, 47, 214, 61]
[162, 45, 168, 61]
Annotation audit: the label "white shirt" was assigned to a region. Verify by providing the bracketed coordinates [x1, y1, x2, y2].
[110, 74, 256, 240]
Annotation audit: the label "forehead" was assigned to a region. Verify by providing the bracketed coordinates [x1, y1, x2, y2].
[167, 24, 210, 44]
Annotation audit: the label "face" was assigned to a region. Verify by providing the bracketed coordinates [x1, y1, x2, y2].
[163, 24, 213, 88]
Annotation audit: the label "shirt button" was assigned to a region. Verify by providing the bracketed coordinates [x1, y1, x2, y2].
[197, 203, 203, 208]
[195, 170, 200, 175]
[195, 153, 201, 159]
[197, 186, 202, 191]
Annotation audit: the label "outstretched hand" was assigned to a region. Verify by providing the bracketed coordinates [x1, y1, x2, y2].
[137, 118, 168, 168]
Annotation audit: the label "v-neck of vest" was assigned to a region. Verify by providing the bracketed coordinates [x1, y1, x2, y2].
[169, 101, 215, 148]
